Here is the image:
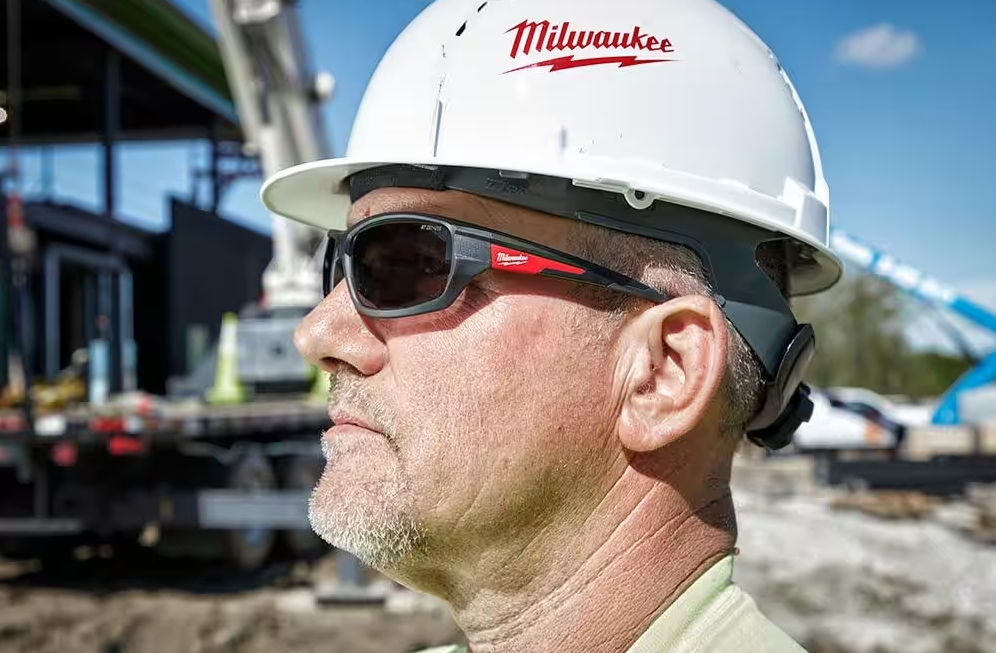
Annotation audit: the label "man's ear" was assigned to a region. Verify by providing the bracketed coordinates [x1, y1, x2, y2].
[615, 295, 728, 452]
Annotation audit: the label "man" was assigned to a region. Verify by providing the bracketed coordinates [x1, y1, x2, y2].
[262, 0, 842, 650]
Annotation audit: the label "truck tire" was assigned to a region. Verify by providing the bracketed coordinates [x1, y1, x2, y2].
[277, 454, 328, 559]
[155, 446, 278, 571]
[219, 446, 278, 571]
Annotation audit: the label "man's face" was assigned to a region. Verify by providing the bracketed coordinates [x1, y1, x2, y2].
[293, 188, 625, 574]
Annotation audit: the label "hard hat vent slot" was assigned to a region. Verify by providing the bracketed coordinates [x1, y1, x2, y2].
[499, 170, 529, 180]
[457, 3, 489, 38]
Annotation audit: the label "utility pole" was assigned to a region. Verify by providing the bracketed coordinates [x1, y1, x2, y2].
[5, 0, 38, 434]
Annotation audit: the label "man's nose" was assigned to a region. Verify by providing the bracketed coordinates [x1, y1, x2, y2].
[293, 282, 386, 377]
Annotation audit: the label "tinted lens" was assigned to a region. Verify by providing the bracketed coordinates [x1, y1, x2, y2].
[351, 221, 452, 309]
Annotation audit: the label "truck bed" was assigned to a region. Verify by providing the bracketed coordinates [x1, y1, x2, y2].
[0, 395, 331, 442]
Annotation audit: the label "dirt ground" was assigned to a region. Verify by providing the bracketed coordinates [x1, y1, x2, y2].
[731, 487, 996, 653]
[0, 552, 463, 653]
[1, 458, 995, 653]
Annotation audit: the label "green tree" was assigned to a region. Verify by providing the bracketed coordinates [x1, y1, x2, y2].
[901, 351, 976, 399]
[791, 271, 975, 399]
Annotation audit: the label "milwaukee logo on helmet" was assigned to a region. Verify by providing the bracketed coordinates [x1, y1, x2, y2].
[504, 19, 675, 73]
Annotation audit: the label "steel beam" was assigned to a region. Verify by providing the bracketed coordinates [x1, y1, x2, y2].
[102, 48, 120, 219]
[0, 518, 83, 534]
[196, 489, 312, 529]
[821, 456, 996, 495]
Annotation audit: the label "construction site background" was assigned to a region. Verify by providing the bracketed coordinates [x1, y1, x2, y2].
[0, 451, 993, 653]
[2, 1, 995, 652]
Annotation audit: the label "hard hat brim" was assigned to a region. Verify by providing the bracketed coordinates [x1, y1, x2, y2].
[260, 155, 843, 296]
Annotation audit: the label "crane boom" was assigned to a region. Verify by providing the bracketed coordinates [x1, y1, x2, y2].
[829, 229, 996, 425]
[209, 0, 333, 310]
[205, 0, 378, 592]
[830, 230, 996, 336]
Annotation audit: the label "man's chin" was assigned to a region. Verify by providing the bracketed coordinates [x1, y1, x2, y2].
[307, 482, 424, 571]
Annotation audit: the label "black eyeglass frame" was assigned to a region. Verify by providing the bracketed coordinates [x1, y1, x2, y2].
[324, 212, 674, 318]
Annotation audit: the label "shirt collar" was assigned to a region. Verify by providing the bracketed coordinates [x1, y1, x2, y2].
[625, 555, 735, 653]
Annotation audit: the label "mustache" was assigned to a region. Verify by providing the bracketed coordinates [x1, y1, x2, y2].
[327, 371, 394, 436]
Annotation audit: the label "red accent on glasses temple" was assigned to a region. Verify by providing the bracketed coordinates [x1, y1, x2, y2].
[490, 245, 585, 275]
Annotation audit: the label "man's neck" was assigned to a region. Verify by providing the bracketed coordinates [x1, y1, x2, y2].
[405, 460, 737, 653]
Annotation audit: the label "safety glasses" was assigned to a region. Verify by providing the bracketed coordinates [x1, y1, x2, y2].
[324, 213, 668, 318]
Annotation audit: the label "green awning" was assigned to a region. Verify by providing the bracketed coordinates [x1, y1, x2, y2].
[43, 0, 238, 125]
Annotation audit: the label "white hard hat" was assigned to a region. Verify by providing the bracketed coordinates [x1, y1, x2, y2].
[261, 0, 843, 447]
[261, 0, 841, 296]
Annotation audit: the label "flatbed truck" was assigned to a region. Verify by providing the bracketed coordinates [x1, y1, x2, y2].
[0, 390, 330, 570]
[1, 0, 348, 574]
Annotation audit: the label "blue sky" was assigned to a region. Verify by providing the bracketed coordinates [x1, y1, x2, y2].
[4, 0, 996, 352]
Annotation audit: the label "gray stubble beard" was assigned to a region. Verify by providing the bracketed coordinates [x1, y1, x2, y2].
[308, 433, 427, 572]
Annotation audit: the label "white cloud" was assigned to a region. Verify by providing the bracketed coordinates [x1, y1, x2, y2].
[834, 23, 922, 70]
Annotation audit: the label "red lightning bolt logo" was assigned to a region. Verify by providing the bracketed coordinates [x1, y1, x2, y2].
[503, 55, 674, 74]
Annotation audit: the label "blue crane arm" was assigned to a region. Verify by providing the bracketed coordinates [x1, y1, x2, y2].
[931, 351, 996, 425]
[829, 230, 996, 335]
[829, 229, 996, 425]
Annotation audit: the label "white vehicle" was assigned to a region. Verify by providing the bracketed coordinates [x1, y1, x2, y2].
[823, 386, 933, 429]
[789, 388, 905, 456]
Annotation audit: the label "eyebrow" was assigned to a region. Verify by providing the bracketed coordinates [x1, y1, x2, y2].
[348, 194, 501, 230]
